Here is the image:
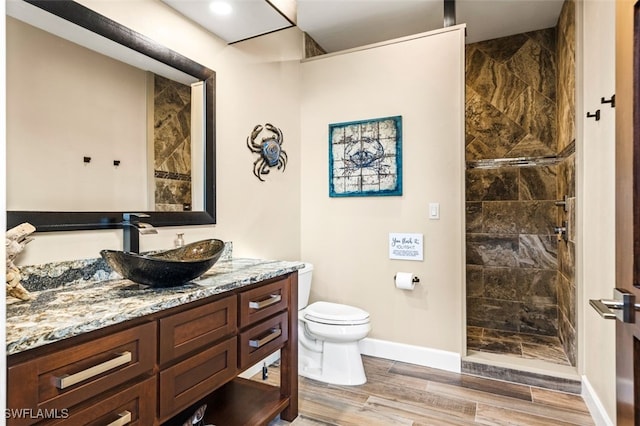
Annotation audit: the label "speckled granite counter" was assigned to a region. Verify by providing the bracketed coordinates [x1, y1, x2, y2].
[6, 258, 303, 356]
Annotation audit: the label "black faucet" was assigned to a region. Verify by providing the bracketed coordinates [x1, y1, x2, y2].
[122, 213, 157, 253]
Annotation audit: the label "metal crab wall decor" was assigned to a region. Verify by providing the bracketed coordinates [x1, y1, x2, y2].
[246, 123, 288, 182]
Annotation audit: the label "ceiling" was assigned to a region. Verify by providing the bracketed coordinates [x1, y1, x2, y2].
[161, 0, 566, 53]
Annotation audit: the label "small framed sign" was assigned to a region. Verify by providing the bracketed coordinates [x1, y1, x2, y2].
[389, 233, 423, 261]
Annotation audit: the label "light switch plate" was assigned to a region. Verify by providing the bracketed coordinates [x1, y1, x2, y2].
[429, 203, 440, 220]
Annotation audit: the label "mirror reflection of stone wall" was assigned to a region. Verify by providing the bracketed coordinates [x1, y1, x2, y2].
[154, 75, 192, 211]
[465, 0, 575, 367]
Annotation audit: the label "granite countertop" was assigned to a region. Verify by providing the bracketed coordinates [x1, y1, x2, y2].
[6, 258, 304, 356]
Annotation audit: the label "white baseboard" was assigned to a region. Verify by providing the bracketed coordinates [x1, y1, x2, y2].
[582, 375, 614, 426]
[238, 350, 281, 379]
[236, 338, 462, 379]
[359, 337, 461, 373]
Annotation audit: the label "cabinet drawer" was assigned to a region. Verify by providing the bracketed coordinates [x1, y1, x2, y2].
[239, 311, 288, 370]
[45, 376, 156, 426]
[158, 336, 238, 422]
[7, 322, 156, 426]
[238, 278, 288, 328]
[159, 295, 236, 365]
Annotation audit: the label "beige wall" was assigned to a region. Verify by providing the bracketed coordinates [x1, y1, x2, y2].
[300, 28, 466, 353]
[7, 17, 148, 211]
[13, 0, 303, 265]
[578, 0, 616, 421]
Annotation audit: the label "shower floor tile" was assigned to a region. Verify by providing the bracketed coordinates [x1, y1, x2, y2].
[467, 326, 572, 366]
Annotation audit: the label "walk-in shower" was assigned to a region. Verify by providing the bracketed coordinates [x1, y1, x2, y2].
[464, 0, 576, 368]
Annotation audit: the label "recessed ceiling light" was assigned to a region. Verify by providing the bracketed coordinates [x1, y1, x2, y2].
[209, 1, 233, 16]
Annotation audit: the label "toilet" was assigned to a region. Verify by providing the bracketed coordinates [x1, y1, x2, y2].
[297, 263, 371, 385]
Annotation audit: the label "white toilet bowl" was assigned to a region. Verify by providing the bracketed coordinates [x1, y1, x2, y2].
[296, 263, 371, 386]
[298, 301, 371, 385]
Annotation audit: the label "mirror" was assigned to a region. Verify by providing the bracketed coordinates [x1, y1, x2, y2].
[6, 0, 216, 231]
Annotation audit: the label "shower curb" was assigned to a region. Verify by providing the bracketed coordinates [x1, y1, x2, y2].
[461, 359, 582, 394]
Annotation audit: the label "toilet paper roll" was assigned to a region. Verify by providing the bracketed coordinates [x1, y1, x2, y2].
[395, 272, 415, 290]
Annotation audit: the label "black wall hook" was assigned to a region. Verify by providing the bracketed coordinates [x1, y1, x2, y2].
[601, 94, 615, 108]
[83, 156, 91, 163]
[586, 110, 601, 121]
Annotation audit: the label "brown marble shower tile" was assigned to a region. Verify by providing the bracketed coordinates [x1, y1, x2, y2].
[525, 28, 556, 54]
[154, 77, 191, 122]
[517, 201, 557, 234]
[466, 234, 520, 267]
[473, 33, 529, 63]
[557, 82, 575, 153]
[567, 197, 576, 243]
[158, 141, 192, 175]
[506, 134, 556, 158]
[558, 0, 576, 53]
[522, 342, 571, 365]
[557, 41, 575, 107]
[483, 267, 517, 300]
[467, 297, 521, 332]
[559, 312, 577, 366]
[155, 115, 190, 164]
[483, 329, 560, 347]
[154, 81, 190, 147]
[558, 240, 575, 282]
[465, 131, 477, 147]
[155, 178, 191, 206]
[467, 337, 523, 356]
[482, 201, 519, 234]
[466, 168, 519, 201]
[482, 201, 558, 235]
[466, 48, 527, 113]
[504, 86, 557, 150]
[466, 265, 484, 298]
[481, 328, 524, 343]
[466, 90, 527, 159]
[466, 327, 574, 367]
[466, 202, 483, 232]
[516, 269, 558, 305]
[519, 303, 558, 335]
[557, 7, 575, 155]
[467, 325, 484, 341]
[518, 235, 557, 269]
[466, 137, 497, 161]
[558, 273, 575, 327]
[519, 166, 557, 200]
[557, 154, 575, 199]
[506, 38, 556, 101]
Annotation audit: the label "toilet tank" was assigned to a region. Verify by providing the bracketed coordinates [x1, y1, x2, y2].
[297, 263, 313, 309]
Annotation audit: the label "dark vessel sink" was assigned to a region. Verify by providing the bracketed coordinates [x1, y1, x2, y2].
[100, 239, 225, 287]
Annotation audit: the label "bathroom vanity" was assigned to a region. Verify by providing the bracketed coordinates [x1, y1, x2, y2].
[5, 258, 301, 425]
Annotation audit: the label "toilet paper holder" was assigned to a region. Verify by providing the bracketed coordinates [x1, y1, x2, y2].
[394, 274, 420, 284]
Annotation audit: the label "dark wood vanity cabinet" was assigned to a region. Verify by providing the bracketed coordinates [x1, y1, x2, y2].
[7, 272, 298, 426]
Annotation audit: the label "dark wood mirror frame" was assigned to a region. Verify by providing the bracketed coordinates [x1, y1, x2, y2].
[7, 0, 216, 231]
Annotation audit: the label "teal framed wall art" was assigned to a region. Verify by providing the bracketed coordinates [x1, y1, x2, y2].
[329, 115, 403, 197]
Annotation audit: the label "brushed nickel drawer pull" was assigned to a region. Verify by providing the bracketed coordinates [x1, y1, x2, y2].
[249, 328, 282, 348]
[54, 351, 132, 389]
[105, 411, 132, 426]
[249, 294, 281, 310]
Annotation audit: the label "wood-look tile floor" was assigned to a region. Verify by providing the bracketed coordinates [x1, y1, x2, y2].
[255, 356, 594, 425]
[467, 326, 572, 366]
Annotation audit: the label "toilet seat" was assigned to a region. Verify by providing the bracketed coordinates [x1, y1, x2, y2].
[304, 301, 370, 325]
